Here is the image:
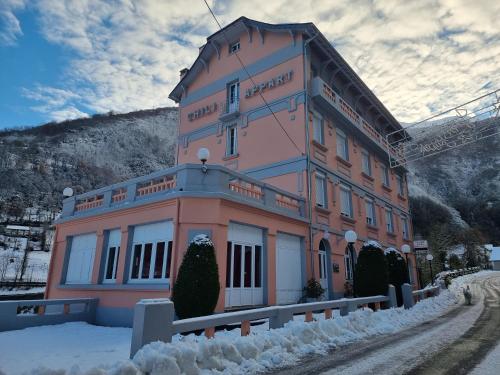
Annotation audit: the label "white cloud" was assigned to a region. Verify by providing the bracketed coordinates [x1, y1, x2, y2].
[18, 0, 500, 123]
[0, 0, 25, 45]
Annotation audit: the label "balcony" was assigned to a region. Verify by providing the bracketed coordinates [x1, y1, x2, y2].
[311, 77, 404, 163]
[219, 99, 240, 122]
[60, 164, 306, 222]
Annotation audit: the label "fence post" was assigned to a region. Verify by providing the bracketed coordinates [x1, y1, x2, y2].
[86, 299, 98, 324]
[387, 285, 397, 308]
[130, 299, 174, 359]
[269, 307, 293, 329]
[402, 283, 414, 309]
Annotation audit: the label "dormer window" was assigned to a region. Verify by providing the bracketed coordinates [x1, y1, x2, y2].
[229, 41, 240, 54]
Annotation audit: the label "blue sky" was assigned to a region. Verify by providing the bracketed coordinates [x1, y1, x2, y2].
[0, 0, 499, 129]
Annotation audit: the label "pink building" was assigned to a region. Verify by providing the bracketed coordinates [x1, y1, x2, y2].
[46, 17, 416, 326]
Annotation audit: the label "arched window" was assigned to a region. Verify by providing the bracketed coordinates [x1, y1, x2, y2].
[407, 258, 414, 284]
[318, 240, 328, 282]
[344, 245, 356, 280]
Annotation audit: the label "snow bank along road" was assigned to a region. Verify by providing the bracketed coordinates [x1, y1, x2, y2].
[0, 271, 496, 374]
[270, 272, 500, 375]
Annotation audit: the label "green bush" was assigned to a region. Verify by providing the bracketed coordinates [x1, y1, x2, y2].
[172, 234, 220, 319]
[354, 241, 389, 297]
[303, 278, 325, 299]
[385, 249, 410, 306]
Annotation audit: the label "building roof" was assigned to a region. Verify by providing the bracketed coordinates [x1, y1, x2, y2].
[490, 247, 500, 261]
[168, 17, 405, 135]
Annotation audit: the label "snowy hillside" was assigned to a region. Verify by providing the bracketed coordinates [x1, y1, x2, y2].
[0, 107, 178, 215]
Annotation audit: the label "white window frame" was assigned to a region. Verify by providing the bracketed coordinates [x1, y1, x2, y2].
[313, 114, 324, 145]
[129, 240, 172, 284]
[103, 245, 120, 283]
[336, 129, 349, 160]
[226, 125, 238, 156]
[229, 41, 240, 54]
[365, 198, 376, 226]
[402, 217, 410, 239]
[385, 208, 394, 233]
[227, 81, 240, 113]
[315, 172, 327, 208]
[340, 185, 353, 218]
[226, 241, 263, 290]
[344, 249, 354, 280]
[361, 150, 371, 176]
[381, 164, 390, 187]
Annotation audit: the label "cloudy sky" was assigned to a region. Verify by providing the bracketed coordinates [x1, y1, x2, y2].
[0, 0, 499, 129]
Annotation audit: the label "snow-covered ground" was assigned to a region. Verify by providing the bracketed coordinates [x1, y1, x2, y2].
[0, 271, 493, 375]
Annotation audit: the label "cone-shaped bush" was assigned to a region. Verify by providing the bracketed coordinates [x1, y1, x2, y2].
[172, 234, 220, 319]
[385, 248, 410, 306]
[354, 241, 389, 297]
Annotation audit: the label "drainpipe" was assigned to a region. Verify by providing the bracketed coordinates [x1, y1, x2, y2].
[303, 33, 319, 280]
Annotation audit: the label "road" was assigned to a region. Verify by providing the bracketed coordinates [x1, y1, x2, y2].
[269, 273, 500, 375]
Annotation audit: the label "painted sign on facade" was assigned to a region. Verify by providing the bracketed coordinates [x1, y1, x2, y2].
[245, 70, 293, 97]
[188, 102, 218, 121]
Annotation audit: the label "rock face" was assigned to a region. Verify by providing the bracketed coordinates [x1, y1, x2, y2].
[0, 108, 178, 217]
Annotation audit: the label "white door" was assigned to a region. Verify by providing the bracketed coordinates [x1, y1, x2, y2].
[66, 233, 97, 284]
[276, 233, 303, 304]
[319, 250, 328, 296]
[225, 223, 263, 308]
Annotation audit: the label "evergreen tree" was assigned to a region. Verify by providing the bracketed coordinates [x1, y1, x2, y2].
[172, 234, 220, 319]
[354, 241, 389, 297]
[385, 249, 410, 306]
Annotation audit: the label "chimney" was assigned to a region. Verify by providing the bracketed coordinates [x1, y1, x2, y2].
[179, 68, 189, 79]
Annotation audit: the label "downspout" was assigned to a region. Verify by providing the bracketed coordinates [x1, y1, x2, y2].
[303, 33, 319, 280]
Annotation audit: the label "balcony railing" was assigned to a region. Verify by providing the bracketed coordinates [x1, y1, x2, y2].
[60, 164, 306, 221]
[219, 99, 240, 122]
[311, 77, 405, 163]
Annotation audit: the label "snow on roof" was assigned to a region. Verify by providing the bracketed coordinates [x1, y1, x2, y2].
[6, 225, 30, 231]
[191, 234, 213, 246]
[363, 240, 383, 250]
[491, 247, 500, 261]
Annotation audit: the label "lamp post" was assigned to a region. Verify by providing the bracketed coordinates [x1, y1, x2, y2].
[197, 147, 210, 173]
[344, 230, 357, 281]
[401, 244, 411, 282]
[426, 253, 434, 285]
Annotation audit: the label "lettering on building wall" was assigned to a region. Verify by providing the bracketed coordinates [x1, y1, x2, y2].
[245, 70, 293, 98]
[188, 103, 218, 121]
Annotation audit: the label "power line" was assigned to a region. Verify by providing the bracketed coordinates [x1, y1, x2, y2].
[202, 0, 303, 154]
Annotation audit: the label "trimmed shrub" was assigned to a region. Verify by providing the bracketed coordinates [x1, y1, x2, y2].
[172, 234, 220, 319]
[303, 278, 325, 299]
[385, 248, 410, 306]
[354, 241, 389, 297]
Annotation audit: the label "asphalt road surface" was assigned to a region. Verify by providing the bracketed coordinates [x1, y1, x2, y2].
[268, 272, 500, 375]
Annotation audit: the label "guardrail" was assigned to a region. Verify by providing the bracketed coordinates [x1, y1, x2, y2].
[401, 283, 440, 309]
[60, 164, 307, 221]
[0, 298, 98, 332]
[130, 285, 397, 357]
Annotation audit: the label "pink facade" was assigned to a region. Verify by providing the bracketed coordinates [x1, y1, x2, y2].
[46, 18, 417, 326]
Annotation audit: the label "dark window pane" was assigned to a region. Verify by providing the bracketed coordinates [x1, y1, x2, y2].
[154, 242, 165, 279]
[131, 244, 141, 279]
[318, 253, 323, 278]
[244, 246, 252, 287]
[105, 247, 116, 279]
[142, 243, 153, 279]
[114, 246, 120, 279]
[166, 241, 173, 278]
[226, 242, 232, 287]
[254, 245, 262, 288]
[233, 244, 241, 287]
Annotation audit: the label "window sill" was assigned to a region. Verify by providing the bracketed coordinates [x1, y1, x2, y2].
[315, 205, 331, 215]
[366, 224, 378, 231]
[398, 193, 407, 201]
[59, 283, 170, 291]
[336, 155, 352, 168]
[361, 172, 374, 181]
[312, 140, 328, 152]
[223, 153, 240, 161]
[340, 214, 356, 224]
[386, 231, 397, 238]
[382, 184, 392, 192]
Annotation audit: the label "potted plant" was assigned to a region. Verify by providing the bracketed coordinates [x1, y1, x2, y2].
[303, 278, 325, 302]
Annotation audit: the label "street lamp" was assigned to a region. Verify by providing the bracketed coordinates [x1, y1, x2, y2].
[426, 253, 434, 285]
[197, 148, 210, 173]
[344, 230, 357, 244]
[401, 244, 411, 282]
[344, 230, 357, 281]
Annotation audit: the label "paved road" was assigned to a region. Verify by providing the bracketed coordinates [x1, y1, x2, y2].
[268, 273, 500, 375]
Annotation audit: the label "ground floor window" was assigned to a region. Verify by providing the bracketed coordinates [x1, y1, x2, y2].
[130, 240, 172, 282]
[226, 241, 262, 289]
[103, 229, 121, 282]
[344, 246, 356, 281]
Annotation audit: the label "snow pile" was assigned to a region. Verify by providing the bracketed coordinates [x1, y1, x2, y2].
[191, 234, 213, 246]
[3, 271, 493, 375]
